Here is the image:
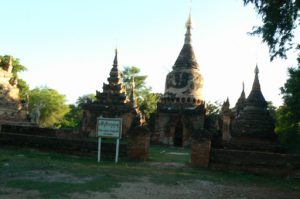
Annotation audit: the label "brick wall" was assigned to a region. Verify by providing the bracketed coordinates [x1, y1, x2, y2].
[127, 126, 150, 161]
[0, 124, 127, 158]
[210, 148, 300, 176]
[191, 138, 211, 167]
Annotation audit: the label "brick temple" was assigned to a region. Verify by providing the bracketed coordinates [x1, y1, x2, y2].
[81, 49, 140, 137]
[152, 14, 206, 146]
[220, 65, 280, 151]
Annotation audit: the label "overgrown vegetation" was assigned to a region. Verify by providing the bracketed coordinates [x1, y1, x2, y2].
[122, 66, 160, 122]
[28, 87, 70, 128]
[60, 94, 96, 128]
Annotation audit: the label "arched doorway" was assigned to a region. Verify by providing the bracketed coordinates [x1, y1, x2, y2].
[174, 121, 183, 147]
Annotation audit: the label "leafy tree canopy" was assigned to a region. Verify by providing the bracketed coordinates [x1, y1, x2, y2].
[122, 66, 148, 96]
[60, 93, 96, 128]
[205, 101, 222, 129]
[76, 93, 96, 105]
[276, 67, 300, 153]
[139, 92, 161, 120]
[60, 104, 82, 129]
[121, 66, 159, 122]
[29, 86, 70, 128]
[267, 101, 277, 120]
[280, 67, 300, 122]
[244, 0, 300, 60]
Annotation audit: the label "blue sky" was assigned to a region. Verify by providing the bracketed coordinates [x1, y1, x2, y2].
[1, 0, 299, 106]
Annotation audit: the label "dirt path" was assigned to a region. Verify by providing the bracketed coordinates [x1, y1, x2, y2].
[1, 162, 299, 199]
[1, 177, 299, 199]
[70, 179, 300, 199]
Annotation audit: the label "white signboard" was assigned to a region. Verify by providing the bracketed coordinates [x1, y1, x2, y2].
[96, 117, 122, 163]
[97, 117, 122, 138]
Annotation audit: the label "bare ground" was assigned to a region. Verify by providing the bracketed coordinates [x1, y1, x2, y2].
[70, 179, 300, 199]
[1, 177, 299, 199]
[0, 162, 299, 199]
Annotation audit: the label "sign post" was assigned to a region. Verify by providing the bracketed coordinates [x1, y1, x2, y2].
[96, 117, 122, 163]
[97, 137, 102, 162]
[115, 138, 119, 163]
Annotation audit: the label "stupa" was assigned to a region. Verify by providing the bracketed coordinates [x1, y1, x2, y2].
[229, 65, 279, 150]
[152, 13, 206, 146]
[81, 49, 140, 136]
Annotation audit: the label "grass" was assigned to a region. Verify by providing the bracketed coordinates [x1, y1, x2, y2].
[0, 146, 299, 198]
[149, 145, 190, 163]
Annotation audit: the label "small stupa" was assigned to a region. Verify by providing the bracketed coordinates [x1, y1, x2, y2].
[233, 82, 246, 117]
[230, 65, 279, 150]
[81, 49, 140, 136]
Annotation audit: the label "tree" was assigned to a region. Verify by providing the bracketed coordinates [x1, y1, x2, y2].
[280, 67, 300, 122]
[60, 104, 82, 128]
[17, 79, 30, 101]
[122, 66, 148, 97]
[0, 55, 29, 100]
[205, 101, 222, 130]
[121, 66, 159, 122]
[28, 87, 70, 128]
[243, 0, 299, 60]
[76, 93, 96, 105]
[139, 92, 161, 120]
[275, 104, 300, 152]
[276, 67, 300, 152]
[267, 101, 277, 120]
[60, 93, 96, 128]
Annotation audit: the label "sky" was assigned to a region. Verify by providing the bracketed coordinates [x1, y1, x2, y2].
[1, 0, 299, 107]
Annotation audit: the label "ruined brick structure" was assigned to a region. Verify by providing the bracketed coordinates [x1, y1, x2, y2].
[81, 49, 140, 137]
[0, 56, 26, 123]
[152, 14, 206, 147]
[220, 65, 280, 151]
[219, 98, 232, 142]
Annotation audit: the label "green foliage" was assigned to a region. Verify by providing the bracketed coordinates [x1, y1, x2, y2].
[60, 94, 96, 128]
[122, 66, 160, 122]
[28, 87, 70, 128]
[267, 101, 277, 120]
[17, 79, 30, 101]
[205, 101, 222, 129]
[275, 66, 300, 153]
[139, 92, 161, 120]
[243, 0, 299, 60]
[60, 104, 83, 128]
[280, 66, 300, 122]
[76, 93, 96, 105]
[275, 105, 300, 153]
[122, 66, 148, 96]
